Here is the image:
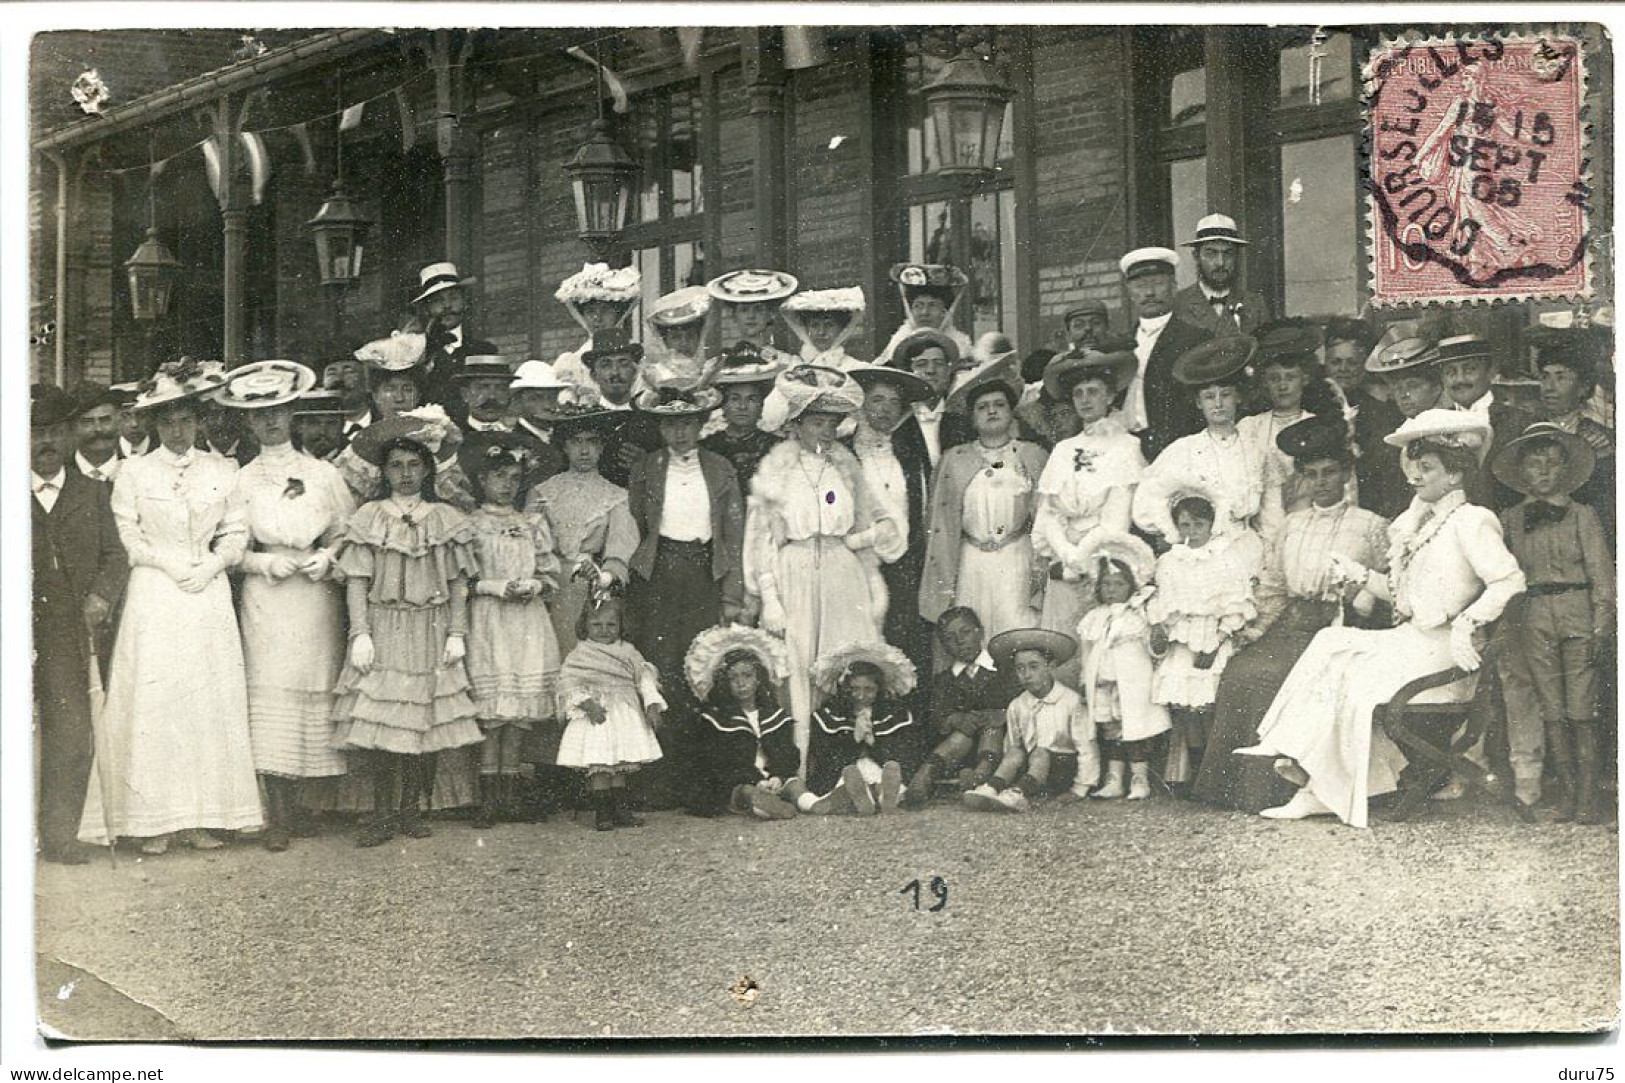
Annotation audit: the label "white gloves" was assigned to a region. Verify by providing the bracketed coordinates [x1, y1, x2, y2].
[349, 633, 376, 672]
[1326, 553, 1369, 589]
[761, 592, 787, 635]
[1450, 616, 1482, 672]
[442, 633, 467, 667]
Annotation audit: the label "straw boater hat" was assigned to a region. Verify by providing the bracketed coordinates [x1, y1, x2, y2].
[987, 627, 1078, 669]
[760, 364, 864, 432]
[411, 261, 476, 306]
[1491, 422, 1597, 496]
[455, 355, 514, 382]
[1182, 212, 1250, 248]
[354, 329, 428, 372]
[581, 327, 645, 366]
[707, 269, 799, 305]
[889, 328, 961, 371]
[1383, 408, 1491, 462]
[1276, 414, 1353, 464]
[348, 404, 457, 465]
[685, 624, 791, 700]
[889, 262, 967, 306]
[509, 359, 573, 393]
[1434, 334, 1495, 367]
[1042, 347, 1137, 400]
[946, 351, 1024, 416]
[647, 286, 711, 330]
[1119, 247, 1179, 280]
[633, 384, 723, 420]
[810, 641, 918, 699]
[1365, 336, 1442, 376]
[1074, 530, 1156, 586]
[710, 341, 785, 386]
[131, 358, 230, 412]
[847, 364, 935, 408]
[1172, 335, 1257, 386]
[213, 360, 318, 410]
[292, 388, 348, 417]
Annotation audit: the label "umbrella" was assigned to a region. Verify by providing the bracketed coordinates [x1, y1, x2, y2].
[85, 633, 118, 866]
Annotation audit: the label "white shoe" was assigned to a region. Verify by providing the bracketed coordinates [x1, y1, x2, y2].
[993, 787, 1031, 813]
[1430, 778, 1469, 801]
[1260, 788, 1336, 820]
[1092, 762, 1128, 800]
[962, 783, 1002, 812]
[1126, 763, 1153, 801]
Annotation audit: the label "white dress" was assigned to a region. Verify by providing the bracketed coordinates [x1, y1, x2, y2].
[79, 448, 263, 842]
[955, 443, 1040, 639]
[1134, 427, 1267, 568]
[1242, 491, 1526, 826]
[232, 444, 355, 778]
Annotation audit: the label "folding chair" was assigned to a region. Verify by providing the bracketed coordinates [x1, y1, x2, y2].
[1376, 623, 1536, 824]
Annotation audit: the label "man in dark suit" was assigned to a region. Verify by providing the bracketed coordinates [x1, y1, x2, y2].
[583, 328, 663, 489]
[1324, 317, 1406, 514]
[625, 388, 746, 812]
[31, 384, 128, 864]
[1120, 247, 1213, 462]
[1532, 327, 1616, 540]
[1172, 213, 1271, 337]
[410, 261, 500, 418]
[1438, 334, 1538, 511]
[68, 382, 127, 483]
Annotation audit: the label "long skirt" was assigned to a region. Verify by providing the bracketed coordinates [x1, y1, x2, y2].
[956, 537, 1039, 642]
[79, 566, 262, 843]
[240, 569, 347, 779]
[1240, 621, 1469, 827]
[1193, 598, 1338, 813]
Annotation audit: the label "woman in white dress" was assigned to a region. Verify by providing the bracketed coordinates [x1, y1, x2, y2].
[220, 362, 356, 851]
[747, 365, 903, 758]
[1031, 349, 1146, 684]
[79, 361, 262, 854]
[1236, 411, 1526, 827]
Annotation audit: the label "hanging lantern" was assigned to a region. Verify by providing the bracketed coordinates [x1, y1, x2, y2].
[564, 117, 638, 247]
[306, 183, 372, 288]
[922, 47, 1011, 179]
[124, 226, 181, 322]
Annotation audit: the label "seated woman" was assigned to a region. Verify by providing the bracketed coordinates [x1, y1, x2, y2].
[683, 625, 798, 819]
[790, 643, 920, 815]
[1193, 416, 1390, 813]
[1235, 410, 1525, 826]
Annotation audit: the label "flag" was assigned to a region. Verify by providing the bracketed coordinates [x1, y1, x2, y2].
[783, 27, 831, 70]
[676, 28, 705, 70]
[339, 102, 366, 131]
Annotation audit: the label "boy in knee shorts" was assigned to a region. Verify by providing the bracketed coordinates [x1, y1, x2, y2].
[904, 607, 1017, 805]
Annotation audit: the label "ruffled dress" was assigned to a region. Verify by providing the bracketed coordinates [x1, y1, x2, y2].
[466, 506, 561, 727]
[555, 639, 666, 773]
[1076, 601, 1170, 745]
[330, 500, 483, 756]
[1147, 536, 1258, 709]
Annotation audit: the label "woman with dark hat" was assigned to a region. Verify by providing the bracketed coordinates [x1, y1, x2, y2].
[1192, 415, 1391, 813]
[1239, 319, 1350, 537]
[219, 361, 357, 850]
[700, 342, 785, 489]
[877, 262, 974, 366]
[79, 361, 263, 855]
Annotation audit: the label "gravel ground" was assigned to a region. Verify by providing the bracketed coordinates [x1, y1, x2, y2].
[34, 794, 1619, 1041]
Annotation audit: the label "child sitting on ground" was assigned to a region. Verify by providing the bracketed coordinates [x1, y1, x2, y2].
[904, 606, 1017, 805]
[683, 625, 799, 820]
[787, 643, 920, 815]
[964, 628, 1100, 813]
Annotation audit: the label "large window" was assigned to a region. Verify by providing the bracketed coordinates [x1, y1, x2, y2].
[619, 79, 708, 320]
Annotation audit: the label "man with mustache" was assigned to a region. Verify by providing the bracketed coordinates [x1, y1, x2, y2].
[1438, 334, 1536, 510]
[1172, 214, 1270, 336]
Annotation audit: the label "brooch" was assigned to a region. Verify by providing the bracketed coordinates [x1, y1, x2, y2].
[283, 478, 306, 500]
[1072, 448, 1098, 472]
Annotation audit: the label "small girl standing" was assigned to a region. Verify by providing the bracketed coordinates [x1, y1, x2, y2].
[1146, 489, 1258, 789]
[331, 436, 484, 848]
[1073, 533, 1171, 802]
[555, 595, 666, 831]
[788, 644, 919, 815]
[465, 439, 562, 827]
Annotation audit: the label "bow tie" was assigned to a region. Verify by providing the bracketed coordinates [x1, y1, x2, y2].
[1525, 502, 1569, 530]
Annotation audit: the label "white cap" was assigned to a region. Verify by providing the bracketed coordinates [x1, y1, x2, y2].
[1119, 247, 1180, 279]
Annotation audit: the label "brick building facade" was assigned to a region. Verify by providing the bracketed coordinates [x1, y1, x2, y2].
[30, 25, 1613, 387]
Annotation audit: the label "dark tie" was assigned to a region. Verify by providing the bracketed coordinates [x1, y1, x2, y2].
[1524, 502, 1568, 530]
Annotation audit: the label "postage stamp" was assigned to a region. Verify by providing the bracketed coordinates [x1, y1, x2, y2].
[1365, 34, 1592, 306]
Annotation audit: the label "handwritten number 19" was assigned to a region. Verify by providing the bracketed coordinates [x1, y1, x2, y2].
[900, 877, 948, 912]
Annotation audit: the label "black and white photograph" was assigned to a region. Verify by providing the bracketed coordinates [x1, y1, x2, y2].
[9, 7, 1621, 1059]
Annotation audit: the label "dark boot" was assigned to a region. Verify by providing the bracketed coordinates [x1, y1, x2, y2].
[902, 759, 939, 808]
[1574, 724, 1605, 825]
[261, 777, 291, 852]
[472, 777, 497, 829]
[1549, 722, 1578, 823]
[610, 788, 645, 828]
[592, 789, 615, 831]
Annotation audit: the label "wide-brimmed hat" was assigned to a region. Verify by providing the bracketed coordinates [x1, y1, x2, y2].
[292, 388, 348, 417]
[646, 286, 711, 328]
[889, 263, 967, 306]
[467, 432, 535, 475]
[782, 286, 865, 315]
[581, 328, 646, 366]
[355, 329, 427, 372]
[810, 641, 918, 698]
[1074, 531, 1156, 586]
[987, 627, 1078, 669]
[510, 360, 572, 393]
[1277, 414, 1352, 464]
[546, 404, 625, 440]
[1383, 408, 1491, 453]
[556, 262, 641, 306]
[1253, 318, 1323, 367]
[70, 381, 123, 416]
[1366, 336, 1442, 376]
[707, 269, 798, 305]
[411, 261, 476, 306]
[32, 383, 77, 429]
[213, 359, 319, 410]
[455, 355, 514, 382]
[685, 624, 791, 700]
[1119, 247, 1179, 280]
[946, 352, 1024, 416]
[1491, 423, 1597, 496]
[760, 364, 864, 431]
[1062, 298, 1110, 325]
[1043, 347, 1137, 400]
[711, 341, 785, 386]
[348, 405, 457, 465]
[634, 385, 723, 419]
[131, 358, 229, 412]
[890, 328, 961, 371]
[1182, 212, 1250, 248]
[1435, 334, 1494, 367]
[1173, 335, 1256, 386]
[847, 364, 935, 408]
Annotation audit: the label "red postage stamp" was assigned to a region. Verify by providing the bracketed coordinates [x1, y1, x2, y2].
[1365, 35, 1591, 305]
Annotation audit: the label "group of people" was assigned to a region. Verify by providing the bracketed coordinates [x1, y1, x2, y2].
[30, 212, 1617, 863]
